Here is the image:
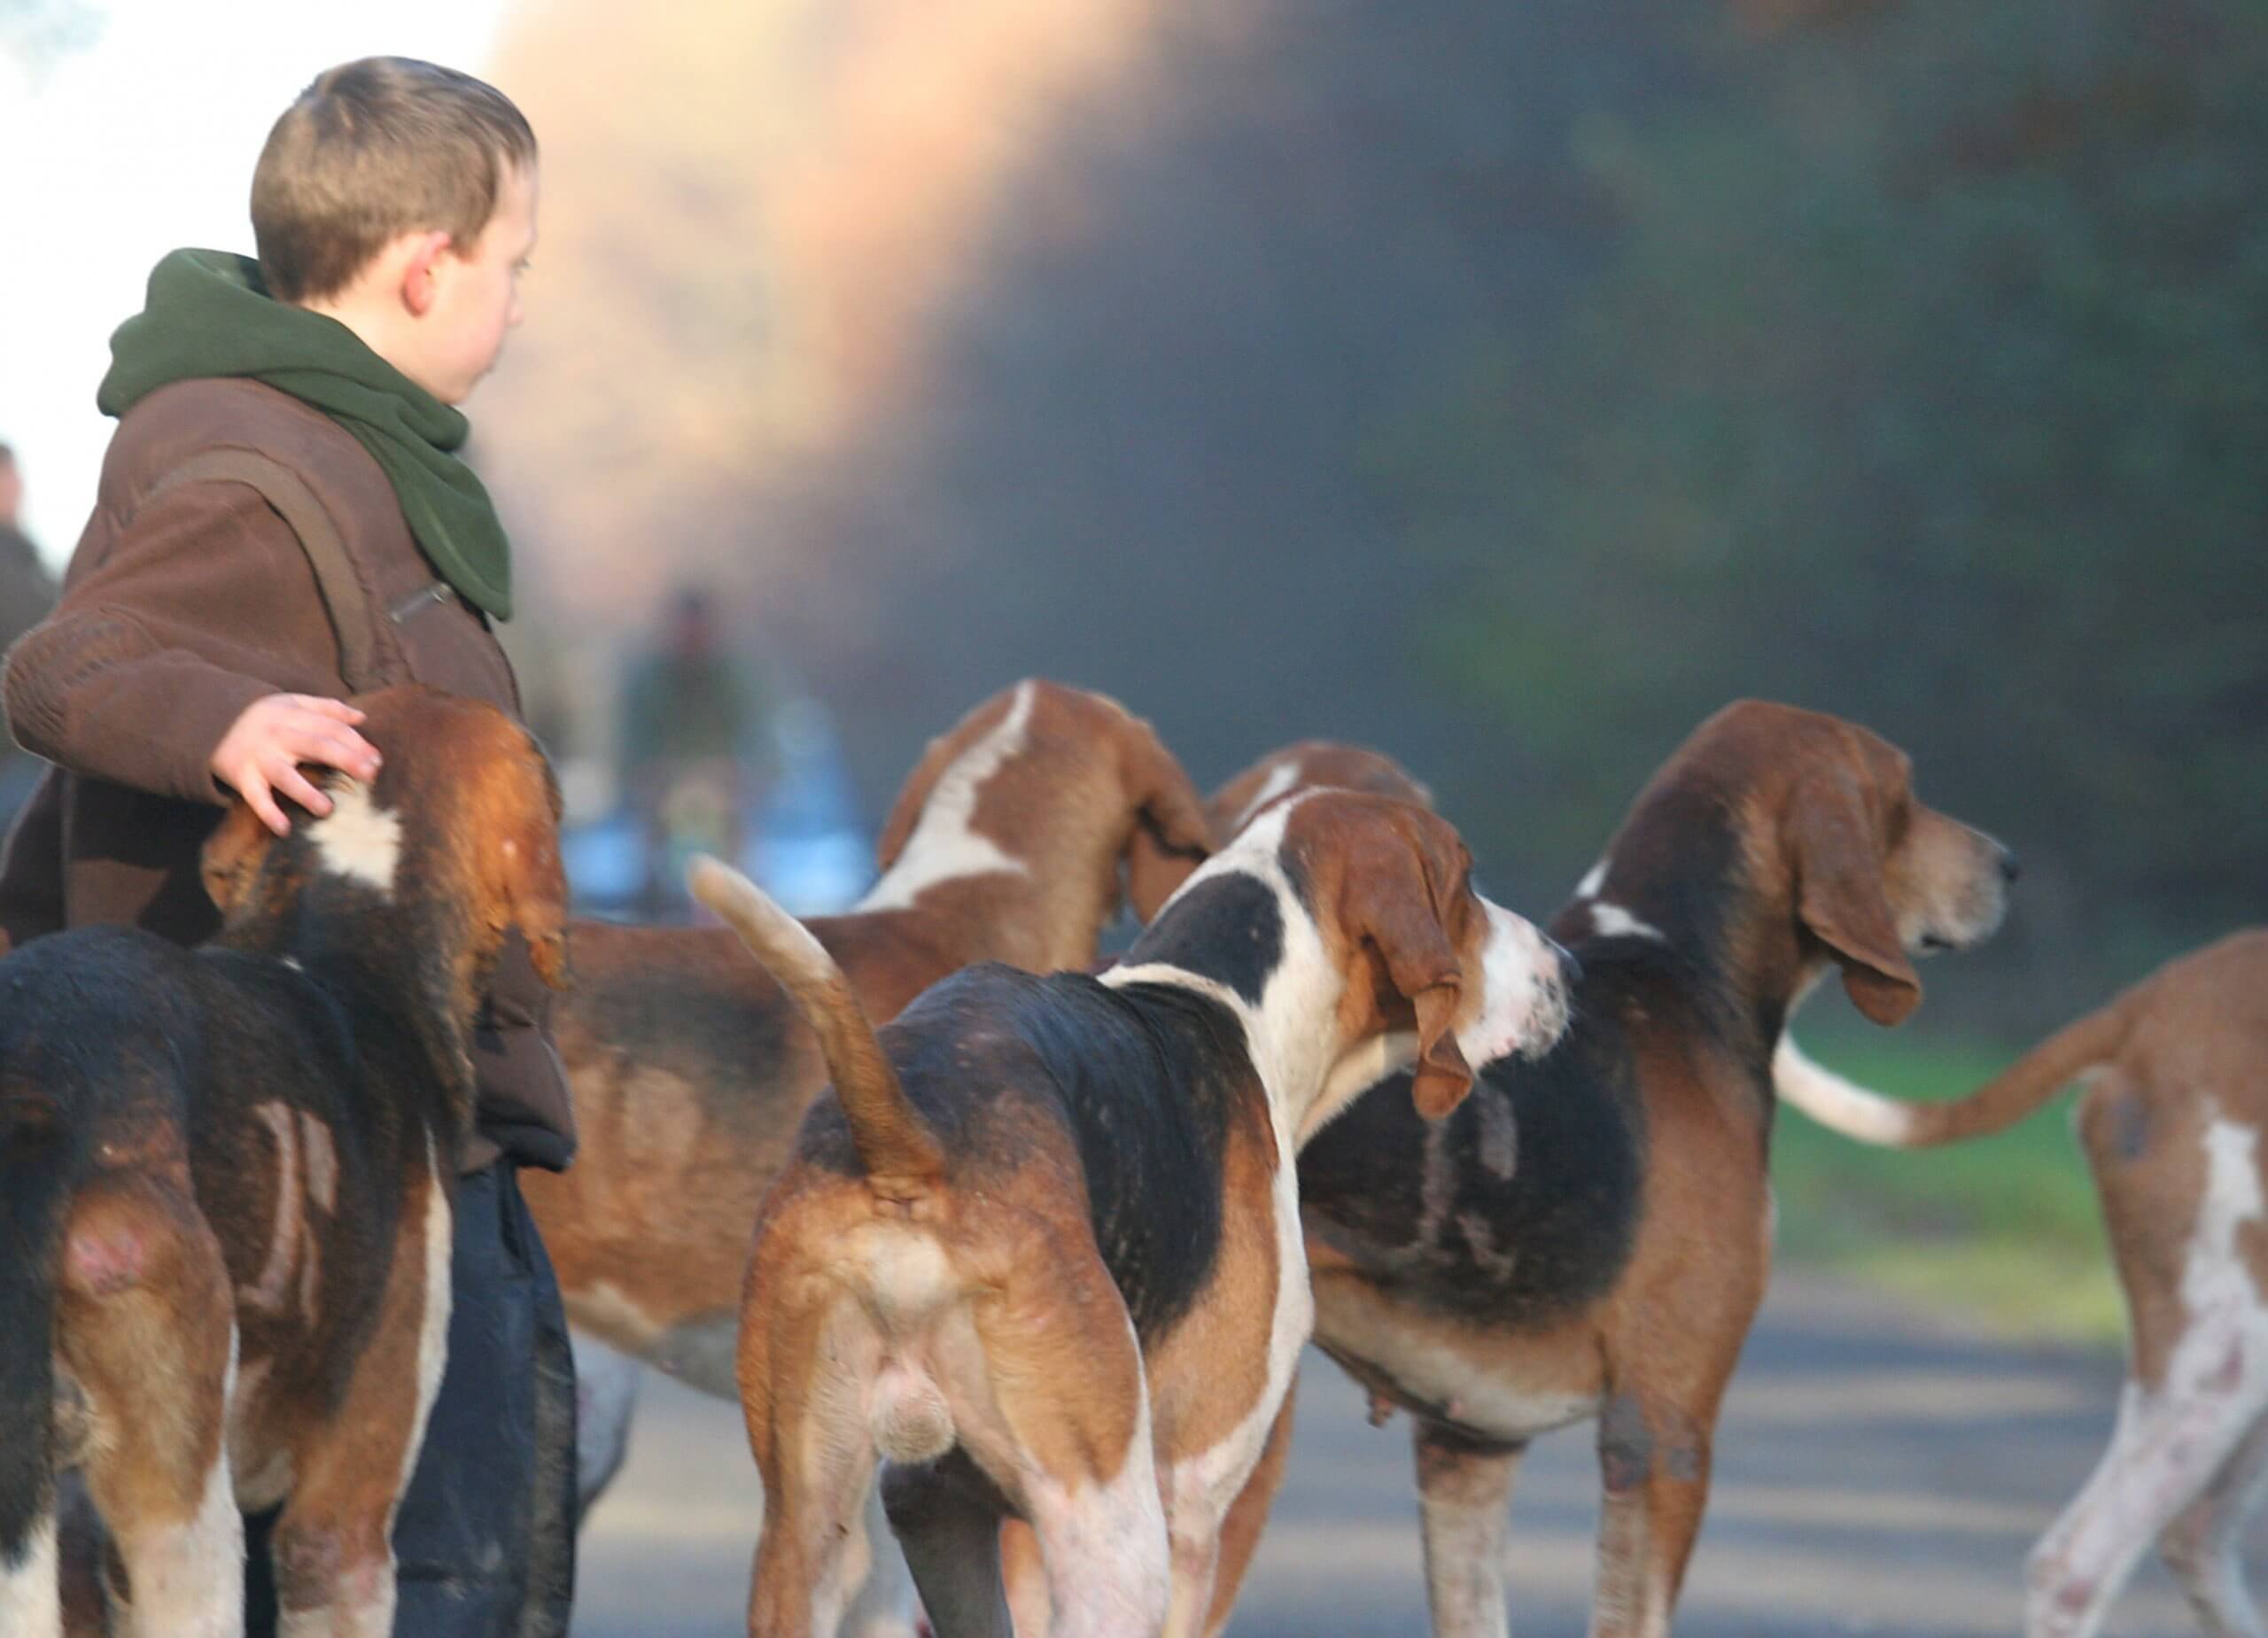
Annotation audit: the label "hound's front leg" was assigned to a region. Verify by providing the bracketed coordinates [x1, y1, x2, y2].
[1414, 1421, 1526, 1638]
[1589, 1391, 1713, 1638]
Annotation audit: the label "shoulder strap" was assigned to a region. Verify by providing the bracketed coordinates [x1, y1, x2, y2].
[149, 448, 387, 692]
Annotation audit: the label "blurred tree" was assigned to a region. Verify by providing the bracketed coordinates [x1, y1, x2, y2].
[1379, 0, 2268, 950]
[485, 0, 2261, 1021]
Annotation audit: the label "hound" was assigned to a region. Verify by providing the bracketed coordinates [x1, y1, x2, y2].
[526, 680, 1212, 1634]
[1200, 703, 2015, 1636]
[698, 788, 1573, 1637]
[996, 733, 1442, 1636]
[1780, 928, 2268, 1638]
[525, 681, 1212, 1470]
[0, 687, 567, 1637]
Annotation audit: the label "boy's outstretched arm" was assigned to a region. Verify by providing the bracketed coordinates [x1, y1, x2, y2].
[4, 477, 379, 831]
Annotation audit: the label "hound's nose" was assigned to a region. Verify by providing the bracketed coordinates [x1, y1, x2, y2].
[1999, 847, 2023, 885]
[1549, 938, 1583, 991]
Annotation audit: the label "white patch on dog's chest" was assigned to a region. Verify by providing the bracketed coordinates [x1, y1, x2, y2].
[309, 777, 403, 894]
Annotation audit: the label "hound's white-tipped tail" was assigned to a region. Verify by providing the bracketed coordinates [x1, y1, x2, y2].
[687, 855, 944, 1190]
[1772, 1036, 1923, 1145]
[1776, 1004, 2124, 1149]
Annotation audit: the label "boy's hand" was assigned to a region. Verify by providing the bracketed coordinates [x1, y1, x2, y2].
[211, 694, 384, 836]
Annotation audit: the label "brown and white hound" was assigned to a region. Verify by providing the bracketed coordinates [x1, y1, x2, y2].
[1193, 702, 2014, 1637]
[694, 786, 1573, 1638]
[526, 680, 1212, 1634]
[0, 687, 567, 1638]
[1781, 928, 2268, 1638]
[982, 741, 1439, 1638]
[524, 681, 1215, 1498]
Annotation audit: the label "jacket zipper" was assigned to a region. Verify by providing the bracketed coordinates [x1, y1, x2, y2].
[389, 579, 453, 623]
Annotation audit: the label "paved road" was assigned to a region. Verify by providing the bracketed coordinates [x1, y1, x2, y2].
[571, 1271, 2226, 1635]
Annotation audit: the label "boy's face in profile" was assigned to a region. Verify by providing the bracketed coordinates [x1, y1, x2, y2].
[411, 161, 540, 407]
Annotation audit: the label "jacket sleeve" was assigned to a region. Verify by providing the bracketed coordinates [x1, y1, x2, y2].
[3, 479, 346, 806]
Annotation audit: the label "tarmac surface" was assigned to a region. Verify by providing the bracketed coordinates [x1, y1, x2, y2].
[571, 1271, 2227, 1635]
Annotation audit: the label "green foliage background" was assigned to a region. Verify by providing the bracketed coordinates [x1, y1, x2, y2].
[1373, 0, 2266, 985]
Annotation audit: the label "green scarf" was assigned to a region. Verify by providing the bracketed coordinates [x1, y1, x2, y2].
[100, 249, 512, 619]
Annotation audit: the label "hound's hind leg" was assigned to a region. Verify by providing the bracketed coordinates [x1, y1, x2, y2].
[58, 1179, 242, 1638]
[2159, 1406, 2268, 1637]
[2027, 1334, 2268, 1638]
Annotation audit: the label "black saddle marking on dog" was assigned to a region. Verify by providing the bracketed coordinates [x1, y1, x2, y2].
[802, 962, 1254, 1343]
[1300, 971, 1646, 1329]
[1125, 873, 1284, 1008]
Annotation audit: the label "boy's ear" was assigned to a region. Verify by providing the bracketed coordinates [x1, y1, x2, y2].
[400, 230, 453, 317]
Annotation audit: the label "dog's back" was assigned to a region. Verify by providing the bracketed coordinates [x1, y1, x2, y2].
[791, 962, 1268, 1343]
[2097, 928, 2268, 1116]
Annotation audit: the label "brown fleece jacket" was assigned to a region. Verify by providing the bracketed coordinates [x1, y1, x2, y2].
[0, 377, 571, 1171]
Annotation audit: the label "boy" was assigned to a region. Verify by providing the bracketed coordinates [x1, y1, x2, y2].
[0, 58, 575, 1634]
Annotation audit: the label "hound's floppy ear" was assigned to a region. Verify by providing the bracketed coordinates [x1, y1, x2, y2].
[1121, 717, 1215, 923]
[874, 728, 966, 875]
[1791, 769, 1920, 1027]
[202, 799, 276, 917]
[1343, 821, 1474, 1120]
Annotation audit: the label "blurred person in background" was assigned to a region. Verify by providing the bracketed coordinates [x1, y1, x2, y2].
[617, 583, 768, 916]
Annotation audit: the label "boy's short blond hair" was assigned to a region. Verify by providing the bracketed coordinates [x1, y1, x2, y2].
[252, 56, 537, 305]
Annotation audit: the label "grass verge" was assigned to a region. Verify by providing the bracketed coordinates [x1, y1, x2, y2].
[1770, 1028, 2126, 1345]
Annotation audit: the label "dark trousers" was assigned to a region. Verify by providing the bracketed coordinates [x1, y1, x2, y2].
[244, 1163, 579, 1636]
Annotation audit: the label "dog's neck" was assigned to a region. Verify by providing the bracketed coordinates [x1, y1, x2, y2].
[1105, 807, 1373, 1153]
[1557, 781, 1806, 1069]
